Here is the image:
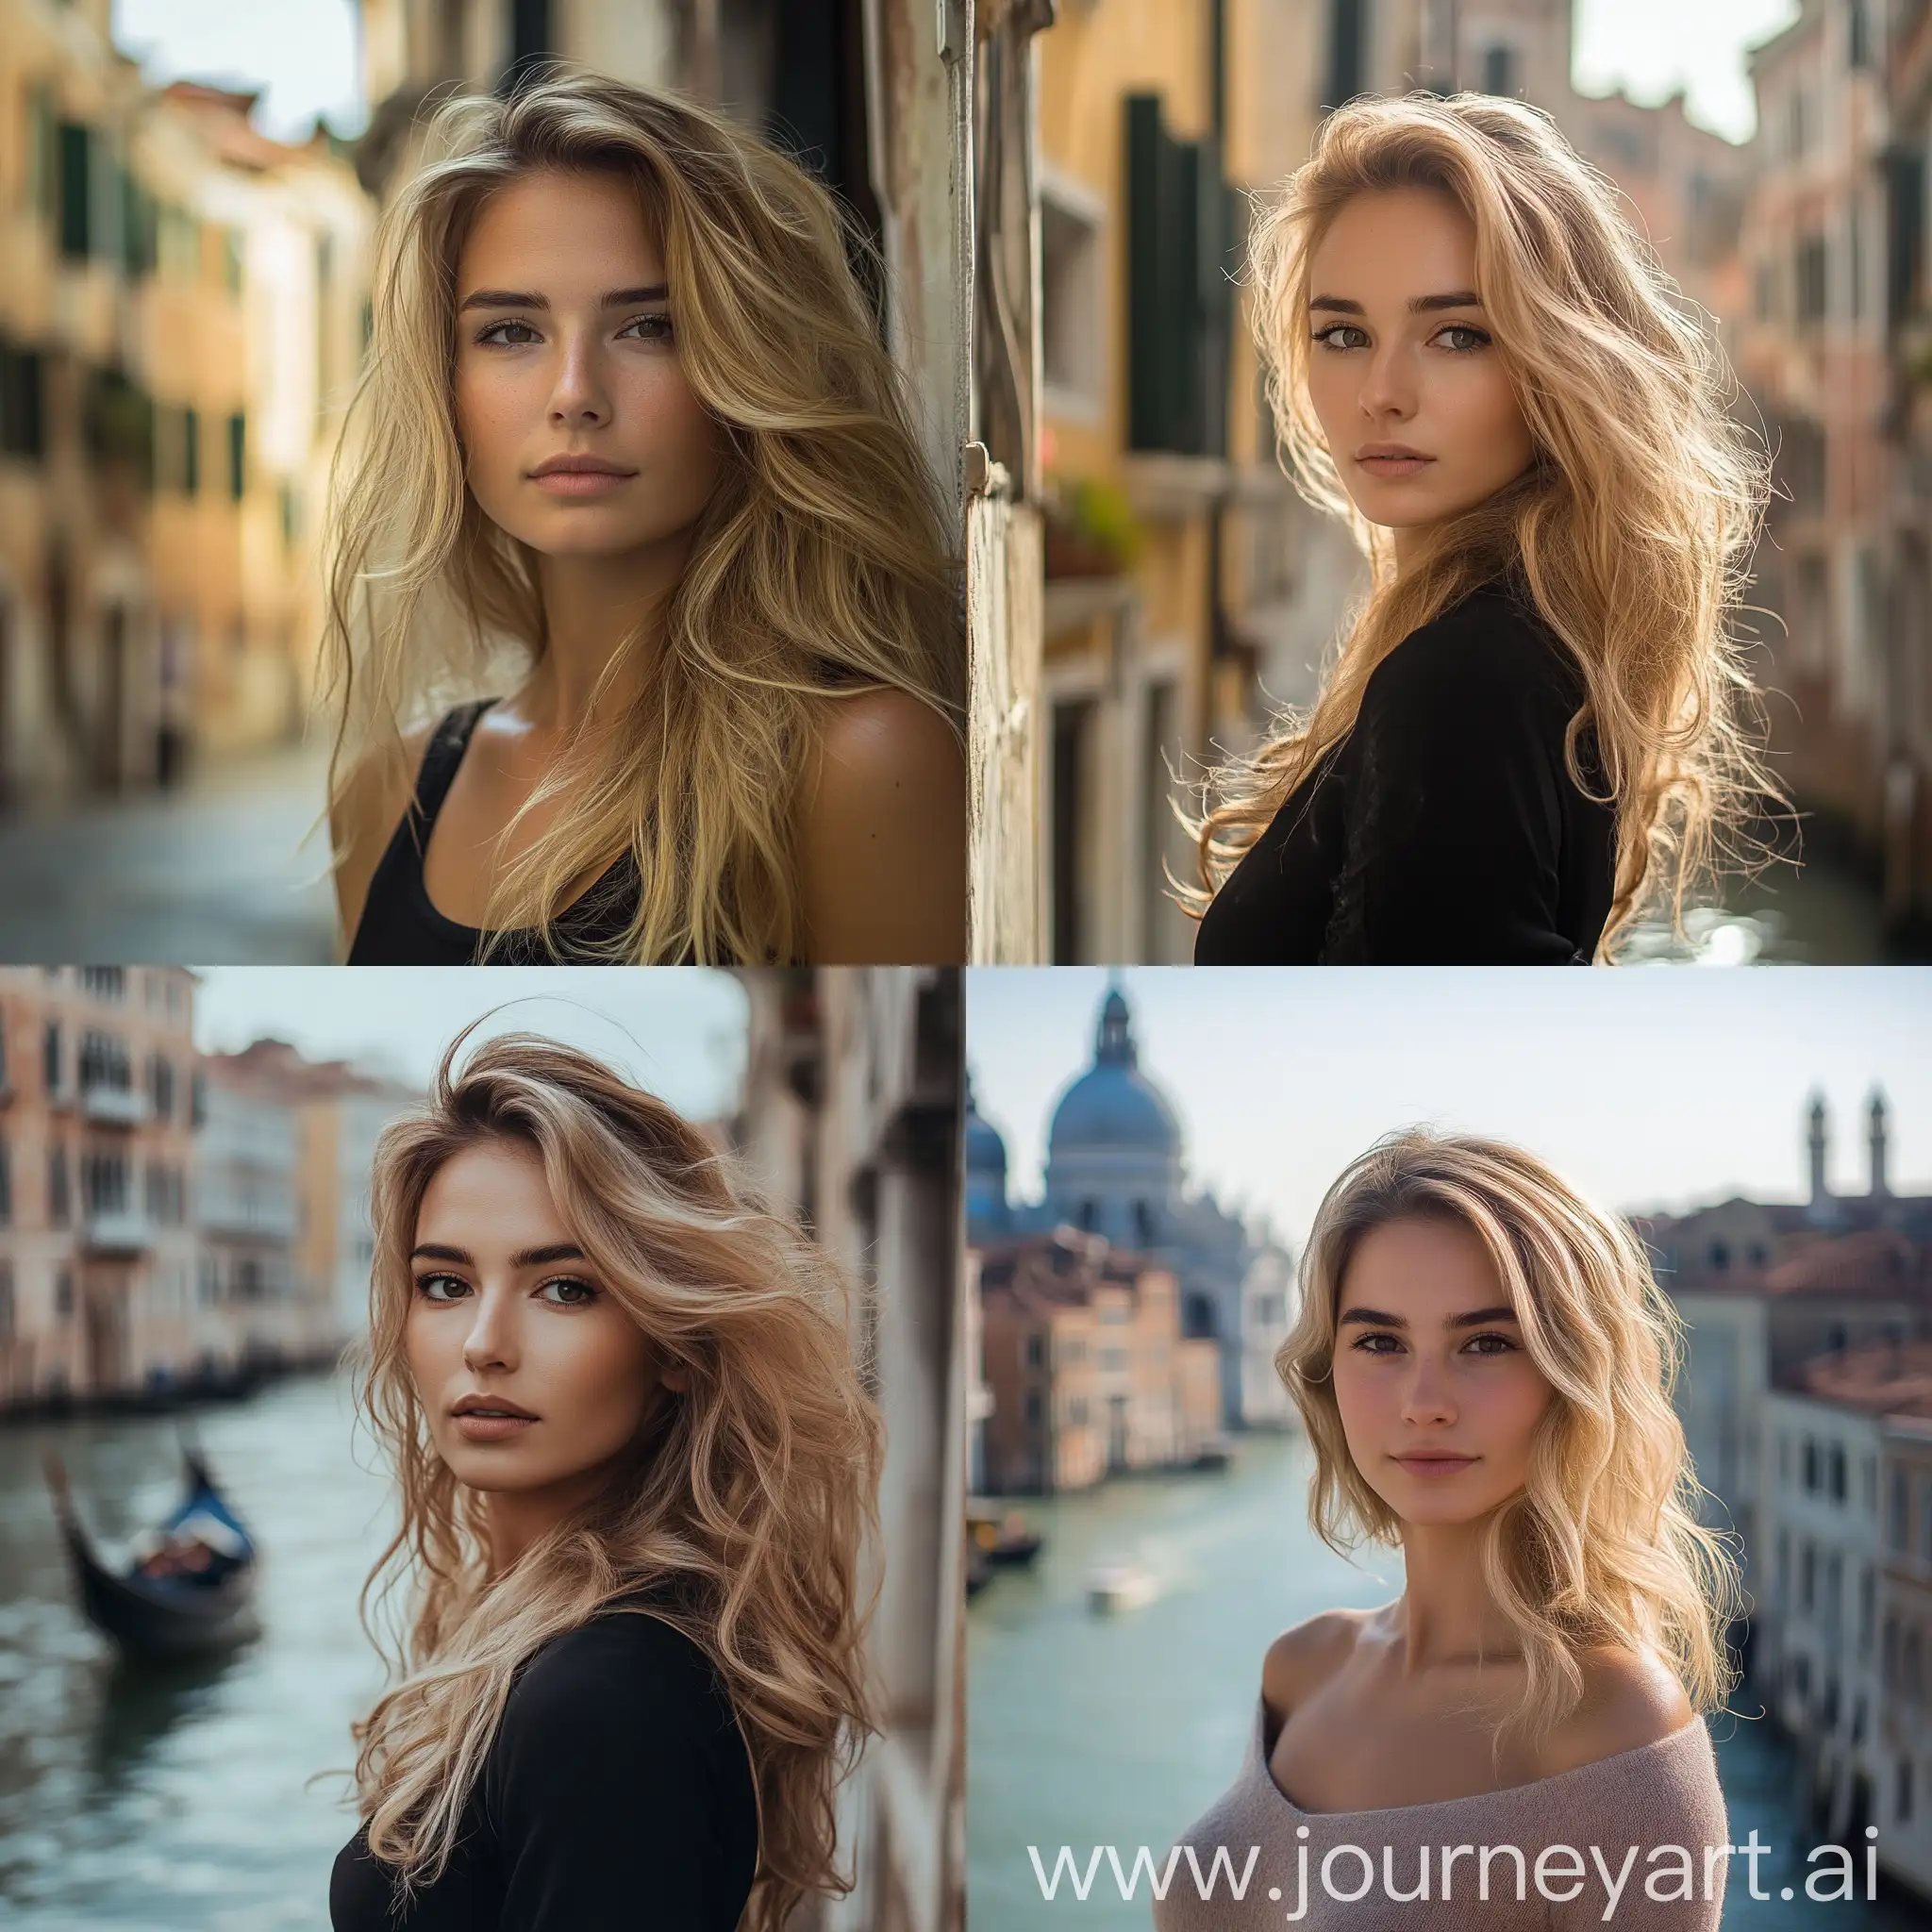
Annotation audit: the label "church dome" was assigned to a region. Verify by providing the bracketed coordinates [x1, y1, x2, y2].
[1047, 988, 1180, 1158]
[965, 1075, 1008, 1187]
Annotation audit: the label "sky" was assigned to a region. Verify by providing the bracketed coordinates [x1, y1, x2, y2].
[109, 0, 1803, 149]
[192, 967, 750, 1121]
[967, 968, 1932, 1246]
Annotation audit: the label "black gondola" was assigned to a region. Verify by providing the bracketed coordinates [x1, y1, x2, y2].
[43, 1443, 261, 1659]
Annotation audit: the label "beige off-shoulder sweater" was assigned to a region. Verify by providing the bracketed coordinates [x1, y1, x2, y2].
[1152, 1698, 1729, 1930]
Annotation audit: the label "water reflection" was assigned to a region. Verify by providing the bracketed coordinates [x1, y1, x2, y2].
[0, 1373, 391, 1931]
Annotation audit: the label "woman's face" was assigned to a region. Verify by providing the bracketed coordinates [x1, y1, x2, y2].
[452, 167, 729, 560]
[1302, 187, 1536, 562]
[1328, 1213, 1553, 1528]
[404, 1137, 683, 1506]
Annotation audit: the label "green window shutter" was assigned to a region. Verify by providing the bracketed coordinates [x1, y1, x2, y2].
[227, 410, 245, 500]
[58, 121, 90, 258]
[183, 406, 199, 495]
[1126, 94, 1234, 458]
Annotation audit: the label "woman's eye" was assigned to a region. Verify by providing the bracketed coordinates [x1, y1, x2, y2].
[619, 312, 675, 343]
[475, 319, 540, 347]
[1435, 324, 1491, 352]
[1465, 1332, 1515, 1356]
[415, 1273, 470, 1303]
[1351, 1332, 1401, 1355]
[537, 1276, 598, 1307]
[1312, 323, 1369, 351]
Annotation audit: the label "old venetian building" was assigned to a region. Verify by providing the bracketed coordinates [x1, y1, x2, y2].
[0, 965, 197, 1406]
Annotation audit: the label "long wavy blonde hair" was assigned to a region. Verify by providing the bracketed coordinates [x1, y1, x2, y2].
[323, 70, 960, 963]
[348, 1030, 882, 1928]
[1187, 92, 1782, 955]
[1280, 1128, 1740, 1754]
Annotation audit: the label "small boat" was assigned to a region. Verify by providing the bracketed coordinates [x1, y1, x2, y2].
[43, 1442, 260, 1659]
[966, 1502, 1044, 1568]
[1086, 1558, 1156, 1615]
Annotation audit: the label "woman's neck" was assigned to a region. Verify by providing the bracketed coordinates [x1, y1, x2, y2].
[525, 536, 693, 730]
[1391, 1517, 1524, 1670]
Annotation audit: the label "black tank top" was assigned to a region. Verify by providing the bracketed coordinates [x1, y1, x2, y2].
[345, 700, 645, 965]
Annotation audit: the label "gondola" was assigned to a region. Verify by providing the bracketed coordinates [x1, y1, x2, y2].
[42, 1442, 261, 1659]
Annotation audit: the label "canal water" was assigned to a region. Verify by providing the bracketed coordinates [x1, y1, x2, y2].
[0, 1373, 393, 1930]
[967, 1432, 1932, 1931]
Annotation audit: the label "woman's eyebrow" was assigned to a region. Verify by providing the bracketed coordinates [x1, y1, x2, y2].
[458, 284, 670, 312]
[1308, 291, 1483, 315]
[1338, 1304, 1519, 1328]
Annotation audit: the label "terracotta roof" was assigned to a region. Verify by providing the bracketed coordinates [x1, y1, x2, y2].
[975, 1228, 1156, 1312]
[160, 81, 308, 174]
[200, 1039, 417, 1102]
[1800, 1340, 1932, 1417]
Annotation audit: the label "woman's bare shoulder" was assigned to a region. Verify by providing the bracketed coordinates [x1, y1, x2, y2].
[1537, 1644, 1696, 1778]
[796, 686, 965, 963]
[1260, 1607, 1374, 1722]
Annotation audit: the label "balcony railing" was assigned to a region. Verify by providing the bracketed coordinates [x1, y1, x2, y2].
[83, 1208, 152, 1253]
[81, 1082, 148, 1126]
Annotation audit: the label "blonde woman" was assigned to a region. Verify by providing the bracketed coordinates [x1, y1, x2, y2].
[1156, 1132, 1737, 1931]
[329, 1033, 880, 1931]
[1190, 92, 1778, 964]
[326, 70, 964, 967]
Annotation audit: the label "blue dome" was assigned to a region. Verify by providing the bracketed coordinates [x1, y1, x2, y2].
[1047, 989, 1179, 1158]
[965, 1077, 1008, 1181]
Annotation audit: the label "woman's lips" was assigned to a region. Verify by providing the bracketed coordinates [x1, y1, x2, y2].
[1393, 1453, 1478, 1477]
[530, 469, 634, 497]
[452, 1412, 540, 1442]
[1356, 455, 1435, 478]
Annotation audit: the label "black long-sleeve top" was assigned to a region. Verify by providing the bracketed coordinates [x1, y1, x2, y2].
[329, 1612, 758, 1932]
[1192, 581, 1618, 964]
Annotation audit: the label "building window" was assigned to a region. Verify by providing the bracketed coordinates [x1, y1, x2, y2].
[58, 121, 92, 258]
[1906, 1630, 1924, 1703]
[1040, 177, 1103, 420]
[1886, 1614, 1901, 1689]
[1482, 44, 1517, 96]
[1024, 1334, 1043, 1369]
[54, 1266, 72, 1319]
[1859, 1567, 1875, 1655]
[1830, 1442, 1847, 1501]
[1324, 0, 1365, 110]
[1805, 1440, 1820, 1491]
[227, 411, 245, 500]
[1892, 1467, 1911, 1553]
[1849, 0, 1872, 69]
[182, 406, 199, 495]
[149, 1053, 175, 1122]
[79, 966, 124, 1001]
[1796, 234, 1828, 326]
[1024, 1389, 1042, 1425]
[1900, 1757, 1915, 1824]
[48, 1144, 68, 1225]
[79, 1029, 129, 1093]
[43, 1021, 61, 1094]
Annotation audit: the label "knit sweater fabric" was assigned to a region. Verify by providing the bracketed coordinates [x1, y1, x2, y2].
[1152, 1698, 1729, 1930]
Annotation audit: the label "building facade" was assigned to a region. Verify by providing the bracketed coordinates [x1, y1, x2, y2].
[974, 1228, 1222, 1493]
[0, 0, 370, 801]
[0, 965, 197, 1405]
[733, 966, 965, 1932]
[967, 980, 1295, 1427]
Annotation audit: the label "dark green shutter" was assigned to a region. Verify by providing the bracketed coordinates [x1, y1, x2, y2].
[58, 122, 91, 258]
[183, 406, 199, 495]
[228, 411, 245, 500]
